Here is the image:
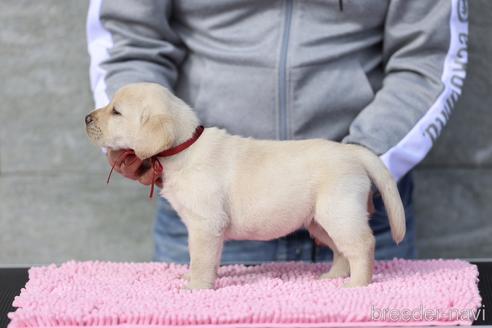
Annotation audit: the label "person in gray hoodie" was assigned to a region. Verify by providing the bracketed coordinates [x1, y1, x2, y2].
[87, 0, 468, 264]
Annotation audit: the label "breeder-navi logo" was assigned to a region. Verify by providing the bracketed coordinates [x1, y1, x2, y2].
[370, 304, 485, 323]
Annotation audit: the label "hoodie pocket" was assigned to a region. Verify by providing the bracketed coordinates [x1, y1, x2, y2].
[290, 57, 375, 141]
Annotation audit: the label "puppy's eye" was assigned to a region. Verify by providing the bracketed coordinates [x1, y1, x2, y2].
[112, 108, 121, 116]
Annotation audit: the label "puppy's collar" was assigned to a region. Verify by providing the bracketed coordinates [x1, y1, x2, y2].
[106, 125, 205, 198]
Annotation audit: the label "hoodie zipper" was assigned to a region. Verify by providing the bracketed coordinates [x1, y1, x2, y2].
[277, 0, 293, 140]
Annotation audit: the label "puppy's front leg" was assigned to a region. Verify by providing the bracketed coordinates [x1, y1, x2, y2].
[186, 228, 224, 290]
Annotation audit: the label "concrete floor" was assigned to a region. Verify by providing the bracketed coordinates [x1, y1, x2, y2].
[1, 1, 491, 264]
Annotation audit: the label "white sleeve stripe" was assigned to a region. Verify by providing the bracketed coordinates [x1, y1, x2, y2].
[380, 0, 468, 181]
[86, 0, 113, 109]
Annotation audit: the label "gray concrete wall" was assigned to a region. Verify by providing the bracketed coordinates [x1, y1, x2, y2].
[414, 0, 492, 258]
[0, 1, 155, 265]
[0, 1, 491, 265]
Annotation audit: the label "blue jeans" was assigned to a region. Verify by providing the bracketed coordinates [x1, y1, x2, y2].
[153, 173, 416, 264]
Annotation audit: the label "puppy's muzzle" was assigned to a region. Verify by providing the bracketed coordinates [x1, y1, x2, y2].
[85, 113, 94, 125]
[85, 112, 103, 142]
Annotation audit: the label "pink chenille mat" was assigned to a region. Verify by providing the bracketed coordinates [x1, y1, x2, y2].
[8, 259, 481, 327]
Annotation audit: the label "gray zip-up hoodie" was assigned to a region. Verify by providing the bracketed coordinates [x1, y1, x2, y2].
[87, 0, 468, 181]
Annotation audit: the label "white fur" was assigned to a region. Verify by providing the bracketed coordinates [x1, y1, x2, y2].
[86, 83, 406, 289]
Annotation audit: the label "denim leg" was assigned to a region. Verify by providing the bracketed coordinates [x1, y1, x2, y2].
[153, 196, 190, 263]
[223, 229, 315, 264]
[221, 239, 281, 264]
[370, 172, 417, 260]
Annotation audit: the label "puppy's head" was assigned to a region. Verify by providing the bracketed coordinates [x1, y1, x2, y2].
[85, 83, 178, 160]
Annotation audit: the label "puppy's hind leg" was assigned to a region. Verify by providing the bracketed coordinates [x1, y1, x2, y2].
[307, 222, 350, 279]
[315, 188, 375, 288]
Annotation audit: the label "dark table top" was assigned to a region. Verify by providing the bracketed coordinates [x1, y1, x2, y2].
[1, 262, 491, 327]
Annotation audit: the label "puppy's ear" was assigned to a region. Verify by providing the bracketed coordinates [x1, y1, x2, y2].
[134, 114, 175, 160]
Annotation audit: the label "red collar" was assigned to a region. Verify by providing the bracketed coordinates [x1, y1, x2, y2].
[106, 125, 205, 198]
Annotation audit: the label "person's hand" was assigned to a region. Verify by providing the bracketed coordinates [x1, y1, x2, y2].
[313, 191, 375, 246]
[107, 149, 163, 188]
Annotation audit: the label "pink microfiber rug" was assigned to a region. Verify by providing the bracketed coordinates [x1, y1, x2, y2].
[8, 259, 481, 327]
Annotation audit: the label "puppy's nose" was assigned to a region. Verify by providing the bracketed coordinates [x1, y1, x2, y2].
[85, 114, 93, 125]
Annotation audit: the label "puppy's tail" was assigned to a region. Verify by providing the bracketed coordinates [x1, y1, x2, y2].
[355, 147, 406, 244]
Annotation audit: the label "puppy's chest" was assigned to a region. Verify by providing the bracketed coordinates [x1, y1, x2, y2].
[159, 172, 223, 223]
[160, 186, 195, 227]
[160, 179, 189, 215]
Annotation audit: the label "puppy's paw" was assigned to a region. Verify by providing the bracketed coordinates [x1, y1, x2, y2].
[183, 280, 214, 290]
[319, 270, 349, 280]
[342, 279, 369, 288]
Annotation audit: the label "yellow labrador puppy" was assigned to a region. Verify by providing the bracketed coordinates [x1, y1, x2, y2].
[85, 83, 405, 289]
